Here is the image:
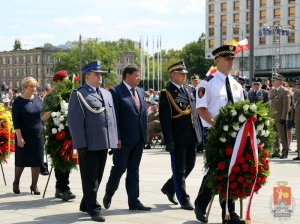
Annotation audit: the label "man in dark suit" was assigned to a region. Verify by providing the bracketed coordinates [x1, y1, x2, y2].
[103, 65, 151, 211]
[159, 61, 201, 210]
[68, 60, 118, 222]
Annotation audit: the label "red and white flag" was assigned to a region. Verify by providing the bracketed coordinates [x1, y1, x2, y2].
[205, 66, 217, 77]
[234, 38, 250, 55]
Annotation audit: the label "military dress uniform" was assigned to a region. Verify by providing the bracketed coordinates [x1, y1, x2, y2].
[248, 88, 269, 103]
[269, 75, 290, 158]
[159, 61, 201, 210]
[68, 61, 118, 222]
[194, 45, 245, 224]
[293, 81, 300, 160]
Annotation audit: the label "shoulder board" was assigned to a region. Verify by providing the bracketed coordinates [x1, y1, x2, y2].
[161, 88, 166, 92]
[203, 75, 214, 82]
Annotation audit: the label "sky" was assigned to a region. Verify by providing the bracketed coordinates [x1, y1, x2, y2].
[0, 0, 205, 51]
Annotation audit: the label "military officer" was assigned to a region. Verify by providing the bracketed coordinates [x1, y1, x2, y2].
[194, 45, 245, 224]
[68, 60, 118, 222]
[269, 73, 290, 159]
[145, 102, 161, 149]
[247, 78, 269, 103]
[293, 79, 300, 160]
[159, 61, 201, 210]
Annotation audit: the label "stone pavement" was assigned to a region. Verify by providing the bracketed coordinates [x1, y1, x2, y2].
[0, 143, 299, 224]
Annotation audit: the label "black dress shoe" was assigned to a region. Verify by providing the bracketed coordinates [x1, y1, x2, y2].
[145, 144, 151, 149]
[194, 207, 207, 223]
[293, 156, 300, 160]
[222, 212, 245, 224]
[161, 188, 178, 205]
[271, 153, 280, 158]
[103, 194, 111, 209]
[62, 190, 76, 201]
[280, 155, 288, 159]
[129, 203, 152, 211]
[79, 206, 87, 212]
[181, 201, 194, 210]
[91, 213, 105, 222]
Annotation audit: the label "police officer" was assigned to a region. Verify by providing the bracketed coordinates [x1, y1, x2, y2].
[293, 79, 300, 160]
[269, 73, 290, 159]
[68, 60, 118, 222]
[247, 78, 269, 103]
[194, 45, 245, 224]
[159, 61, 201, 210]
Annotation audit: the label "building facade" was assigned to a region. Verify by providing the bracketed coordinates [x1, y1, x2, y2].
[205, 0, 300, 80]
[0, 47, 60, 91]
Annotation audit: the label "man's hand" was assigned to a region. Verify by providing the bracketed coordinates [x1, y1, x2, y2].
[166, 142, 175, 152]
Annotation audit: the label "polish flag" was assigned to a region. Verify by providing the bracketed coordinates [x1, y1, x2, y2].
[205, 66, 217, 76]
[234, 39, 250, 55]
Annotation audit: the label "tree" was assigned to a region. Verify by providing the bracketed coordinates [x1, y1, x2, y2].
[13, 39, 22, 50]
[181, 33, 214, 79]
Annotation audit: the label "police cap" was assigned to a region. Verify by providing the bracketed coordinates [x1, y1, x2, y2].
[81, 60, 107, 74]
[271, 73, 286, 81]
[212, 45, 236, 59]
[168, 61, 188, 74]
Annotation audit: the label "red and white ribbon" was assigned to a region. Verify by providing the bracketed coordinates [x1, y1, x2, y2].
[225, 116, 258, 223]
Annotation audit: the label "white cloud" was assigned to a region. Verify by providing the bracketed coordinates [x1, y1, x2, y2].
[20, 33, 56, 48]
[139, 1, 170, 13]
[53, 15, 103, 27]
[180, 0, 204, 14]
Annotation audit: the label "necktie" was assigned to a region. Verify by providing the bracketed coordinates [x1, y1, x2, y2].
[225, 76, 234, 104]
[96, 87, 100, 95]
[131, 88, 141, 111]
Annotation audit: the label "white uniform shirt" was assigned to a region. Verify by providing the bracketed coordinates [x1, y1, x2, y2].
[196, 70, 244, 128]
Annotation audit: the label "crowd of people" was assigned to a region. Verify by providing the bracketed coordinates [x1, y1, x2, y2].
[1, 43, 300, 223]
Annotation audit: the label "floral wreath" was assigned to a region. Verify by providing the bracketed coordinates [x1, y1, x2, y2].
[44, 79, 79, 172]
[0, 105, 15, 163]
[204, 100, 276, 222]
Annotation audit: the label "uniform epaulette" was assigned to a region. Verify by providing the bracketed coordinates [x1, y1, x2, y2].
[161, 88, 166, 92]
[204, 75, 214, 82]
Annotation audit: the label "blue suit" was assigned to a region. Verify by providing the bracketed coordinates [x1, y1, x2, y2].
[105, 82, 148, 207]
[67, 83, 118, 216]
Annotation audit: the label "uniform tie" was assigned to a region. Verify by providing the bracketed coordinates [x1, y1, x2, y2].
[225, 76, 234, 104]
[131, 88, 141, 111]
[96, 87, 100, 95]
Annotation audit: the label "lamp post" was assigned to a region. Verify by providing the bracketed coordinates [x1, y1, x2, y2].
[234, 25, 244, 77]
[258, 24, 291, 79]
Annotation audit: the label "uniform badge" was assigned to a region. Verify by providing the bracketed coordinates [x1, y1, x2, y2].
[198, 87, 205, 98]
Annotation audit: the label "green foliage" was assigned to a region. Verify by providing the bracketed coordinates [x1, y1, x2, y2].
[44, 79, 79, 172]
[13, 39, 22, 50]
[204, 100, 276, 201]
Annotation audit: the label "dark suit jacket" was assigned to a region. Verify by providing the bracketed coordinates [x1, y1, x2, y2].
[159, 82, 201, 145]
[110, 82, 147, 146]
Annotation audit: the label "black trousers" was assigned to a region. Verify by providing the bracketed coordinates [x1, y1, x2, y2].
[194, 173, 235, 218]
[162, 142, 196, 205]
[55, 168, 70, 192]
[105, 142, 144, 207]
[79, 149, 108, 216]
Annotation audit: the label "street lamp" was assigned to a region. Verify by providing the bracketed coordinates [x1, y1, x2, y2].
[234, 25, 245, 77]
[258, 24, 291, 78]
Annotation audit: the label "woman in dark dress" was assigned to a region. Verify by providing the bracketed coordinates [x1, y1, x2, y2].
[12, 76, 44, 195]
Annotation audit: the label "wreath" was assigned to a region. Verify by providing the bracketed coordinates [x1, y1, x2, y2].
[204, 100, 276, 220]
[0, 105, 15, 163]
[44, 79, 79, 172]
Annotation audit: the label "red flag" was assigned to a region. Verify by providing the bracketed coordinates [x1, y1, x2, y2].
[205, 66, 217, 76]
[234, 39, 250, 55]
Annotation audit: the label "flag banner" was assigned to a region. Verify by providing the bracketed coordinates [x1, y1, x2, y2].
[234, 39, 250, 55]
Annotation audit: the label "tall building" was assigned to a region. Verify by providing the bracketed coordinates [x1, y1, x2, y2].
[0, 47, 61, 91]
[205, 0, 300, 80]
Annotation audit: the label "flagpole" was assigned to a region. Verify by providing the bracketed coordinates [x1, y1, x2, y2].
[147, 36, 150, 90]
[140, 36, 144, 87]
[160, 36, 163, 90]
[152, 36, 155, 91]
[157, 36, 160, 91]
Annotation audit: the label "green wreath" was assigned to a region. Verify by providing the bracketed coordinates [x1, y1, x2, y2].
[44, 79, 79, 172]
[204, 100, 277, 201]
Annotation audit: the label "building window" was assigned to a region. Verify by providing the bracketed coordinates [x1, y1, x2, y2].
[222, 26, 227, 35]
[209, 39, 214, 48]
[3, 70, 6, 77]
[221, 15, 227, 23]
[209, 16, 214, 25]
[288, 19, 295, 28]
[247, 0, 250, 9]
[15, 56, 19, 64]
[273, 21, 280, 26]
[288, 7, 295, 17]
[9, 69, 12, 77]
[222, 39, 226, 45]
[37, 55, 41, 63]
[47, 56, 51, 63]
[260, 0, 266, 7]
[23, 68, 26, 76]
[208, 4, 214, 14]
[233, 1, 239, 10]
[209, 28, 214, 36]
[30, 56, 33, 63]
[233, 27, 239, 35]
[274, 0, 280, 5]
[2, 57, 5, 65]
[23, 56, 26, 64]
[288, 0, 295, 4]
[274, 8, 280, 19]
[221, 3, 227, 12]
[246, 12, 250, 21]
[259, 37, 266, 45]
[233, 13, 239, 23]
[288, 33, 295, 43]
[246, 24, 250, 34]
[260, 10, 266, 20]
